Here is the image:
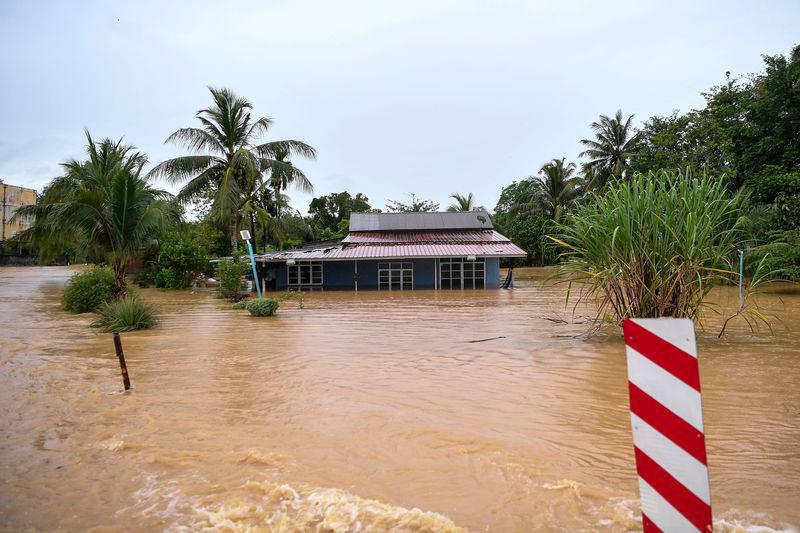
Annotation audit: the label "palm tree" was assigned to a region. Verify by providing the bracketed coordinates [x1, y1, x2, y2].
[579, 109, 640, 188]
[149, 87, 316, 251]
[447, 192, 476, 212]
[17, 131, 178, 297]
[535, 158, 582, 222]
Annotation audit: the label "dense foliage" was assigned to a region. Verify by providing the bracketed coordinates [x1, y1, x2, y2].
[245, 298, 280, 317]
[151, 230, 209, 289]
[215, 257, 246, 298]
[62, 266, 116, 313]
[91, 295, 159, 332]
[308, 191, 372, 239]
[496, 44, 800, 270]
[553, 170, 746, 324]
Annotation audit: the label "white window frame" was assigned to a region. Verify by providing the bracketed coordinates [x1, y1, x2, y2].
[378, 262, 413, 290]
[439, 257, 486, 289]
[287, 261, 323, 288]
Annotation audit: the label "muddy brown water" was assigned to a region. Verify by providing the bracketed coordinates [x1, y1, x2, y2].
[0, 266, 798, 532]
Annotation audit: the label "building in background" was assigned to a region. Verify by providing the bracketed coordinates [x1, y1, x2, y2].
[255, 211, 526, 291]
[1, 180, 37, 241]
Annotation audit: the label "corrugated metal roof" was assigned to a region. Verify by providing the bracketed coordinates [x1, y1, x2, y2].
[343, 230, 507, 244]
[349, 211, 493, 232]
[256, 242, 526, 261]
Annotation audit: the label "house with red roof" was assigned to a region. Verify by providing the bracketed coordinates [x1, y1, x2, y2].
[255, 211, 525, 291]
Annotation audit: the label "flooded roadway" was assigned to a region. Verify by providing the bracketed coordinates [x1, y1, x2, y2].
[0, 266, 798, 532]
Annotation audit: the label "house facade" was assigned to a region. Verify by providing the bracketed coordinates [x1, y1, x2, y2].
[255, 211, 525, 291]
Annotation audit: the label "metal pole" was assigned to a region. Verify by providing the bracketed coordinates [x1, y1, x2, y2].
[738, 249, 744, 306]
[112, 332, 131, 391]
[246, 239, 262, 299]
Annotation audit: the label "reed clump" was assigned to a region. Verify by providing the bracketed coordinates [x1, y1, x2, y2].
[551, 169, 746, 325]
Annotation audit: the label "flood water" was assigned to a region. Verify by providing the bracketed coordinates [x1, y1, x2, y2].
[0, 266, 798, 532]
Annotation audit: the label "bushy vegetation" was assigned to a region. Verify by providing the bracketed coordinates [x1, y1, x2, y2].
[231, 299, 248, 310]
[553, 170, 745, 324]
[91, 295, 159, 332]
[748, 230, 800, 281]
[245, 298, 280, 317]
[215, 257, 246, 298]
[153, 231, 208, 288]
[62, 266, 116, 313]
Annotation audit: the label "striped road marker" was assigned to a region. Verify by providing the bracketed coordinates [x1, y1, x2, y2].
[623, 318, 712, 533]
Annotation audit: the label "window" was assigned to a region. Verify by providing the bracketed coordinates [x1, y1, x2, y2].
[439, 258, 485, 289]
[287, 261, 323, 289]
[378, 262, 413, 290]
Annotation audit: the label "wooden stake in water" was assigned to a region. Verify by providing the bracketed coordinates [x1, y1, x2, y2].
[112, 332, 131, 391]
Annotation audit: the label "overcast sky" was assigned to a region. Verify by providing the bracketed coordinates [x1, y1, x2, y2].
[1, 0, 798, 214]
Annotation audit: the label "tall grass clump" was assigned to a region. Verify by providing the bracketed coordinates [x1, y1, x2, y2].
[91, 295, 159, 332]
[551, 169, 746, 325]
[62, 266, 116, 313]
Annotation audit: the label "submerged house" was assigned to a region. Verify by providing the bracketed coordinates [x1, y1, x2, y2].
[255, 211, 526, 291]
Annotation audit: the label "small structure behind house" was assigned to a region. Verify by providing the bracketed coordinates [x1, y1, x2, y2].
[254, 211, 525, 291]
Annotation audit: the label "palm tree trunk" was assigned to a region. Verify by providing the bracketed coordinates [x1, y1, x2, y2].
[249, 213, 256, 254]
[113, 264, 127, 300]
[230, 218, 239, 253]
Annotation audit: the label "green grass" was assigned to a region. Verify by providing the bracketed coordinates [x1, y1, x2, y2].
[91, 295, 159, 332]
[551, 169, 747, 326]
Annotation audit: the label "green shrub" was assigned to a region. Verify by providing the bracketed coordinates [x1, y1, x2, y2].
[154, 267, 182, 289]
[748, 230, 800, 281]
[153, 231, 209, 289]
[231, 299, 249, 310]
[245, 298, 279, 317]
[215, 257, 245, 298]
[91, 295, 159, 332]
[62, 266, 116, 313]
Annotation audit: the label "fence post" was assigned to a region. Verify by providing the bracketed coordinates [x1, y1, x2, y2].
[623, 318, 712, 532]
[112, 332, 131, 391]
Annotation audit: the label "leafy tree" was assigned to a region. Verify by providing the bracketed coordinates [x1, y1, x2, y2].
[493, 179, 549, 265]
[579, 109, 640, 187]
[746, 171, 800, 231]
[149, 87, 316, 251]
[386, 193, 439, 212]
[308, 191, 372, 237]
[447, 192, 478, 212]
[633, 45, 800, 189]
[152, 230, 209, 289]
[17, 132, 178, 298]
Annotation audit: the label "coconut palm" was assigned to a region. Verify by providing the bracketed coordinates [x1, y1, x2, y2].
[447, 192, 477, 212]
[579, 109, 640, 188]
[16, 131, 178, 298]
[149, 87, 316, 251]
[535, 158, 582, 222]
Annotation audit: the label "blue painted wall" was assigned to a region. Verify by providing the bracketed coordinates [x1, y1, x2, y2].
[486, 257, 500, 289]
[262, 257, 502, 291]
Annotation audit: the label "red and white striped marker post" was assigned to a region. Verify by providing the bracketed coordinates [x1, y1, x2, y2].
[623, 318, 712, 533]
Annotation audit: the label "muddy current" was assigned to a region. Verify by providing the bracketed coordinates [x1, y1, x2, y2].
[0, 266, 798, 532]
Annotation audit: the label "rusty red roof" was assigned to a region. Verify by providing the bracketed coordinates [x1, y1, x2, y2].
[256, 242, 526, 261]
[343, 230, 508, 244]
